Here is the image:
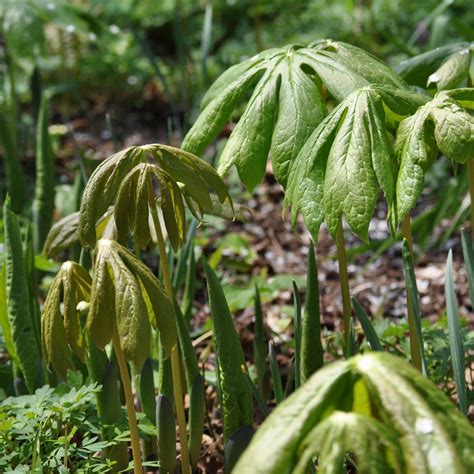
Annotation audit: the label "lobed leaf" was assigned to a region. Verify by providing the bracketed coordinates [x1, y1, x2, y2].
[42, 211, 80, 259]
[234, 353, 474, 473]
[395, 90, 474, 222]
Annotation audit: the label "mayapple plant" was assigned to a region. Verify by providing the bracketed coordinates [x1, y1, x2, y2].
[234, 352, 474, 473]
[41, 143, 231, 474]
[183, 38, 474, 365]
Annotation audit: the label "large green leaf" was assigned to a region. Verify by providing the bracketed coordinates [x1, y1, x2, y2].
[4, 197, 41, 393]
[395, 89, 474, 222]
[234, 353, 474, 473]
[285, 86, 423, 241]
[183, 40, 407, 190]
[42, 211, 80, 259]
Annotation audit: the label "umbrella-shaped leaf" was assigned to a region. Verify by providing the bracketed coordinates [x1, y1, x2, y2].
[395, 89, 474, 222]
[234, 353, 474, 473]
[80, 144, 231, 251]
[285, 86, 421, 242]
[183, 40, 407, 190]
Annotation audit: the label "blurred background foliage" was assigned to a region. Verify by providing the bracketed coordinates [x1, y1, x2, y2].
[2, 0, 473, 125]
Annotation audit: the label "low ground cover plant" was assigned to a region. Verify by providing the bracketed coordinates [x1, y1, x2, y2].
[0, 5, 473, 472]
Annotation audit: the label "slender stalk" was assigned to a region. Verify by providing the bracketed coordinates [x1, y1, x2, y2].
[467, 160, 474, 233]
[335, 222, 352, 347]
[401, 214, 422, 371]
[111, 327, 143, 474]
[148, 184, 191, 474]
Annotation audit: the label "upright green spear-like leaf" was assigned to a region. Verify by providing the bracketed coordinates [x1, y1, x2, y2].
[0, 109, 25, 213]
[4, 196, 41, 393]
[202, 259, 253, 471]
[139, 358, 158, 461]
[301, 243, 323, 382]
[461, 228, 474, 305]
[33, 95, 56, 253]
[253, 285, 267, 397]
[445, 250, 467, 416]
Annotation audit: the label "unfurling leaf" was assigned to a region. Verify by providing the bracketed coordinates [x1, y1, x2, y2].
[79, 144, 231, 250]
[285, 86, 424, 241]
[234, 353, 474, 473]
[395, 89, 474, 222]
[41, 261, 91, 380]
[87, 239, 176, 369]
[183, 40, 406, 190]
[42, 211, 80, 259]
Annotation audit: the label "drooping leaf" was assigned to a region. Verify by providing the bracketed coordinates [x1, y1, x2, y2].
[202, 258, 253, 445]
[427, 49, 471, 91]
[4, 196, 41, 393]
[87, 240, 151, 370]
[234, 353, 474, 473]
[395, 89, 474, 222]
[285, 86, 423, 241]
[41, 261, 91, 380]
[183, 40, 407, 190]
[42, 211, 80, 259]
[397, 42, 472, 88]
[80, 144, 231, 251]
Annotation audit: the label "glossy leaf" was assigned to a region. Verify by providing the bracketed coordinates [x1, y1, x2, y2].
[395, 89, 474, 222]
[285, 86, 423, 241]
[183, 40, 407, 190]
[234, 353, 474, 473]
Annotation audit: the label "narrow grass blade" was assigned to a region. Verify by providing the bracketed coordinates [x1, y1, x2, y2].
[460, 228, 474, 307]
[269, 341, 283, 405]
[301, 243, 323, 382]
[173, 220, 197, 292]
[182, 241, 197, 323]
[352, 297, 382, 351]
[4, 196, 41, 393]
[253, 285, 267, 397]
[292, 281, 302, 389]
[33, 96, 55, 252]
[445, 250, 467, 416]
[202, 258, 253, 466]
[345, 319, 357, 358]
[402, 239, 428, 376]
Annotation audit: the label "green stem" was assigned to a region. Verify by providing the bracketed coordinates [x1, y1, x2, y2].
[335, 222, 352, 348]
[148, 185, 191, 474]
[112, 327, 143, 474]
[467, 160, 474, 234]
[401, 214, 422, 371]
